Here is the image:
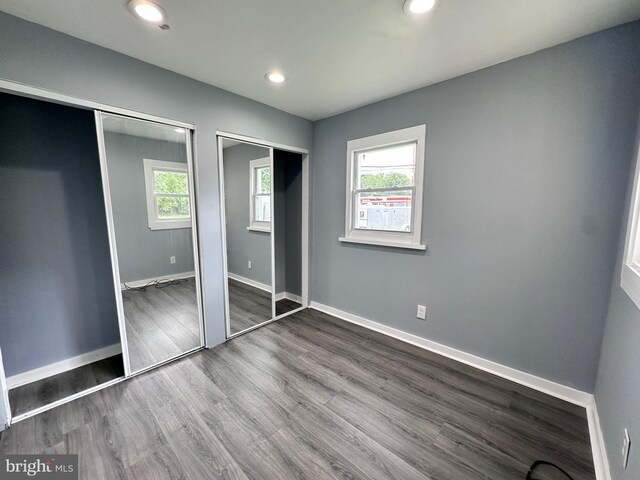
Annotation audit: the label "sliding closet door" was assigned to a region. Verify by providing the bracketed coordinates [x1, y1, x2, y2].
[0, 93, 124, 419]
[96, 113, 204, 374]
[219, 138, 274, 336]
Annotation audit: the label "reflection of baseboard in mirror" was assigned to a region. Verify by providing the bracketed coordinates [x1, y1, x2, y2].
[120, 271, 196, 289]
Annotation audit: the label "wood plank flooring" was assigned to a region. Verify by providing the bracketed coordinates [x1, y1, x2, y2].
[123, 278, 201, 372]
[1, 308, 595, 480]
[8, 355, 124, 417]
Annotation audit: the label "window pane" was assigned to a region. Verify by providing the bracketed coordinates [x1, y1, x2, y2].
[354, 190, 413, 232]
[156, 195, 190, 219]
[154, 170, 189, 195]
[254, 195, 271, 222]
[357, 143, 416, 189]
[255, 166, 271, 194]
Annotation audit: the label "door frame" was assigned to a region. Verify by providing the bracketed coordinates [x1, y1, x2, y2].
[216, 131, 310, 339]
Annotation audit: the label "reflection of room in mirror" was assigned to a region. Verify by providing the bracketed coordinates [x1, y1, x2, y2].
[100, 114, 203, 373]
[222, 138, 273, 335]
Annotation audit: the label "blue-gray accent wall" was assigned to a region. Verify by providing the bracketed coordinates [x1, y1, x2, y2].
[594, 113, 640, 480]
[311, 21, 640, 392]
[0, 93, 121, 379]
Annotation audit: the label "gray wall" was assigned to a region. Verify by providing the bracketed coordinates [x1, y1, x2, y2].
[104, 132, 194, 283]
[311, 21, 640, 391]
[0, 93, 121, 378]
[594, 115, 640, 480]
[0, 12, 312, 427]
[223, 143, 271, 286]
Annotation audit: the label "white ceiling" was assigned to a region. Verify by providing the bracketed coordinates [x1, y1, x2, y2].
[1, 0, 639, 120]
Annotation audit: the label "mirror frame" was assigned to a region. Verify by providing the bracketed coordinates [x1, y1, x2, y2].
[217, 131, 310, 339]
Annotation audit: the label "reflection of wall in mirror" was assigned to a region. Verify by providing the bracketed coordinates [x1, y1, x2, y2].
[105, 132, 194, 284]
[223, 143, 272, 287]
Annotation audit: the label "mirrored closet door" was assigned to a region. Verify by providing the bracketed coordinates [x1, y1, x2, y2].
[219, 135, 309, 338]
[220, 137, 274, 335]
[96, 113, 204, 374]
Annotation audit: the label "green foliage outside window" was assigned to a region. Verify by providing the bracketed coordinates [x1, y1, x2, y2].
[360, 172, 411, 189]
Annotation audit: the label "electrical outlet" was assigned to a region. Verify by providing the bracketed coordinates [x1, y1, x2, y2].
[416, 305, 427, 320]
[248, 260, 252, 269]
[169, 256, 176, 264]
[622, 428, 631, 469]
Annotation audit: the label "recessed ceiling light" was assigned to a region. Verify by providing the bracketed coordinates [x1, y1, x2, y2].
[265, 71, 286, 84]
[128, 0, 168, 26]
[403, 0, 436, 15]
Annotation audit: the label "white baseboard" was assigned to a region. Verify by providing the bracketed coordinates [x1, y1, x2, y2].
[6, 344, 122, 389]
[121, 271, 195, 289]
[310, 301, 610, 479]
[227, 273, 271, 293]
[586, 397, 612, 480]
[274, 292, 303, 303]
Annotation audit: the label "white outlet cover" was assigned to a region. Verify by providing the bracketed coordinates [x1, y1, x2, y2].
[248, 261, 252, 269]
[417, 305, 427, 320]
[170, 256, 176, 264]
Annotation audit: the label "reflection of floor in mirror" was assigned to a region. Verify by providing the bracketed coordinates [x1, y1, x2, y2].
[228, 278, 303, 335]
[8, 355, 124, 417]
[123, 277, 201, 372]
[229, 278, 272, 335]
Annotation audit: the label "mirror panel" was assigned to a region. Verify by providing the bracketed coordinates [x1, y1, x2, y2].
[273, 149, 304, 317]
[99, 113, 203, 373]
[221, 138, 273, 335]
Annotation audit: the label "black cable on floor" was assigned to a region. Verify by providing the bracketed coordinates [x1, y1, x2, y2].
[526, 460, 574, 480]
[123, 278, 187, 291]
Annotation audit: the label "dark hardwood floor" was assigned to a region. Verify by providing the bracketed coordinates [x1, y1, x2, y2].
[123, 278, 201, 372]
[8, 355, 124, 417]
[1, 308, 595, 480]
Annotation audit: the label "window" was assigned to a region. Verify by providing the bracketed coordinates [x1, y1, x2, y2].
[621, 148, 640, 309]
[339, 125, 426, 250]
[249, 157, 271, 232]
[143, 159, 191, 230]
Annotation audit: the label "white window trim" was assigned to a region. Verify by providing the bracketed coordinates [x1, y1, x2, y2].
[248, 157, 271, 232]
[143, 158, 191, 231]
[621, 147, 640, 309]
[339, 125, 427, 250]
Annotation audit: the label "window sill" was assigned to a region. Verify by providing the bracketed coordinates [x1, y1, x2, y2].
[247, 226, 271, 233]
[621, 264, 640, 311]
[338, 236, 426, 251]
[149, 222, 191, 231]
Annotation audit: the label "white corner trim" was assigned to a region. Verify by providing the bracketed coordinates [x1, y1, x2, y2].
[6, 344, 122, 390]
[309, 301, 591, 407]
[274, 292, 303, 303]
[586, 397, 612, 480]
[121, 271, 195, 289]
[227, 272, 272, 293]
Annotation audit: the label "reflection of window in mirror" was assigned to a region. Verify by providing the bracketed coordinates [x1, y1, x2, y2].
[143, 158, 191, 230]
[249, 157, 271, 232]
